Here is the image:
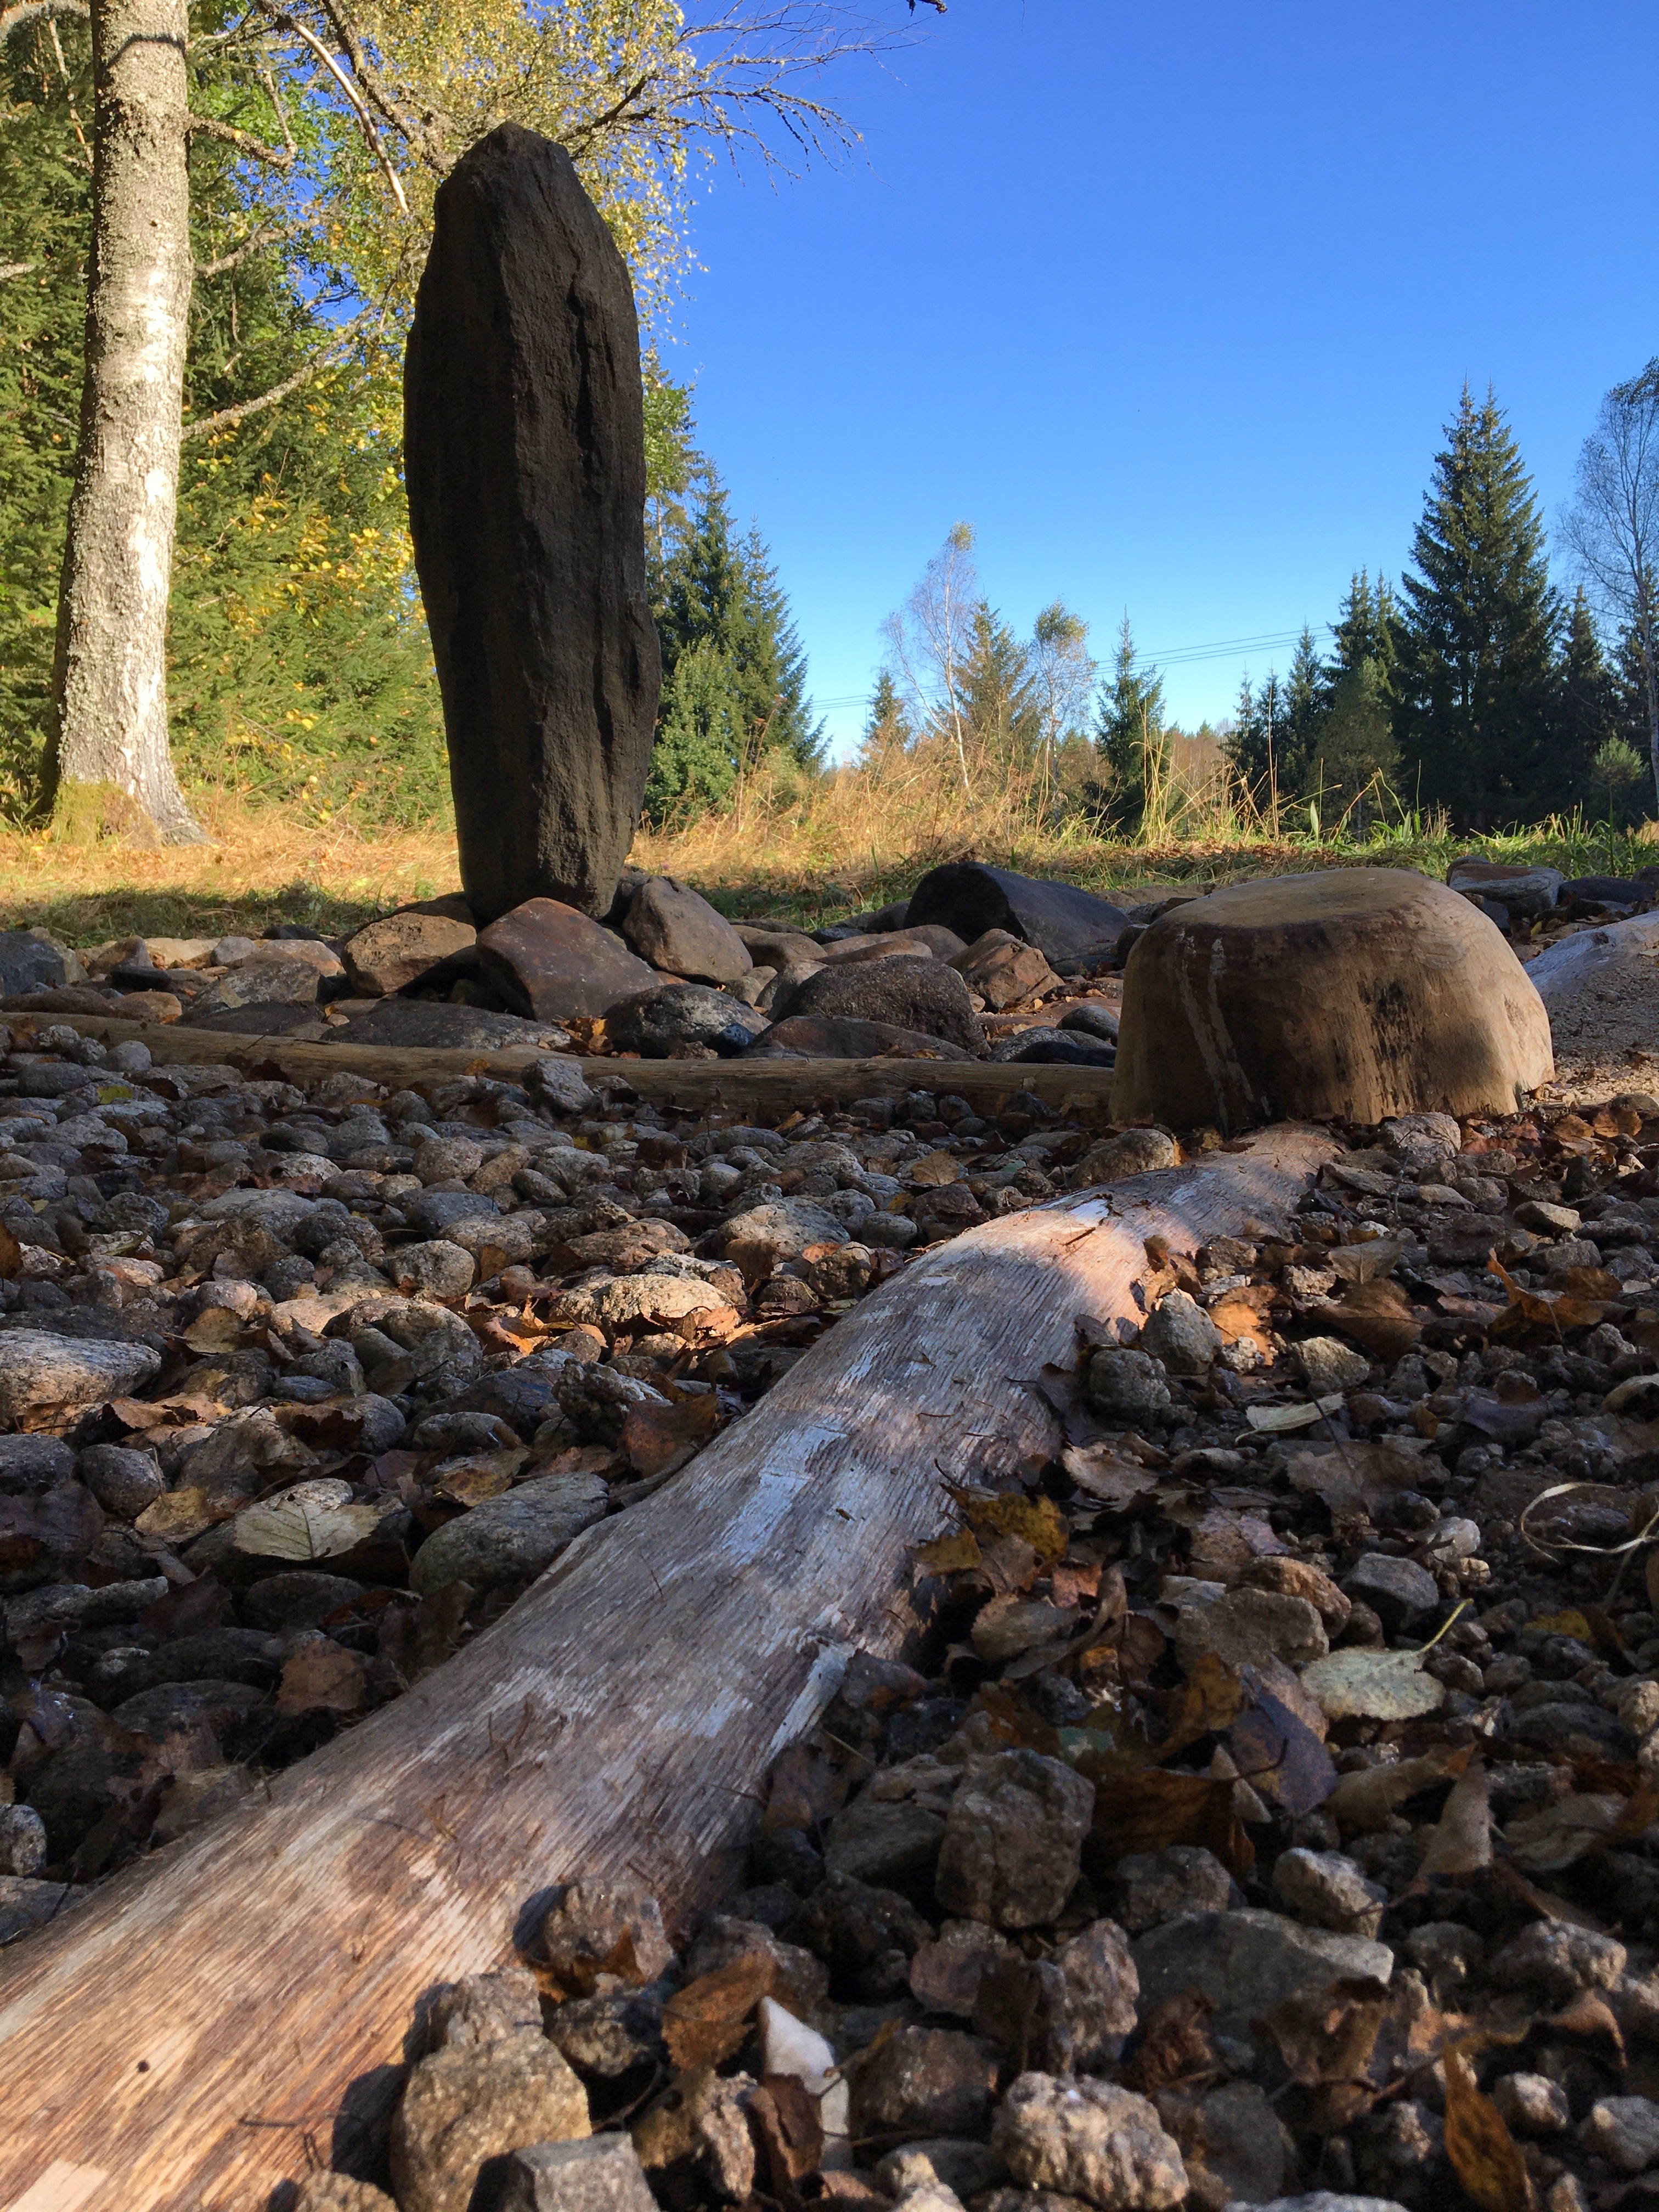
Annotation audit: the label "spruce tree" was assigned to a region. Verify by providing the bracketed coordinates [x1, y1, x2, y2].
[1281, 627, 1325, 793]
[1397, 386, 1560, 827]
[1226, 670, 1288, 798]
[1096, 616, 1167, 828]
[955, 603, 1040, 776]
[652, 475, 823, 794]
[1547, 589, 1620, 816]
[858, 669, 912, 767]
[1329, 571, 1402, 701]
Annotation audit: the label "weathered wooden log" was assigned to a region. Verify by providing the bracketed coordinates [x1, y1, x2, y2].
[0, 1126, 1333, 2210]
[1112, 867, 1554, 1133]
[6, 1013, 1119, 1117]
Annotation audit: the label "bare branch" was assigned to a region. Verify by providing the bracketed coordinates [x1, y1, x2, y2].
[256, 0, 450, 172]
[0, 260, 35, 281]
[0, 1, 88, 37]
[258, 5, 408, 211]
[194, 215, 308, 279]
[186, 111, 295, 167]
[180, 340, 345, 440]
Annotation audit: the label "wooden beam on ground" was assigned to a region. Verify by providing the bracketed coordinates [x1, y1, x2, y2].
[0, 1125, 1333, 2210]
[4, 1013, 1119, 1118]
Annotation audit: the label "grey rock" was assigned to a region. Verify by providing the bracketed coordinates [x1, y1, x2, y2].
[936, 1748, 1095, 1928]
[1084, 1347, 1171, 1422]
[109, 1678, 267, 1742]
[1171, 1588, 1328, 1672]
[1059, 1003, 1120, 1042]
[1138, 1290, 1221, 1376]
[603, 983, 766, 1056]
[0, 1803, 47, 1876]
[791, 1870, 933, 1999]
[1232, 2200, 1409, 2212]
[409, 1471, 608, 1593]
[1491, 2073, 1571, 2135]
[389, 1240, 477, 1299]
[291, 2175, 398, 2212]
[1272, 1848, 1387, 1937]
[826, 1791, 948, 1886]
[76, 1442, 165, 1517]
[990, 1030, 1116, 1070]
[0, 1433, 76, 1490]
[1110, 1847, 1237, 1936]
[875, 2140, 1007, 2200]
[1578, 2095, 1659, 2174]
[682, 1914, 828, 2016]
[1344, 1553, 1439, 1632]
[405, 123, 658, 922]
[545, 1985, 667, 2078]
[0, 1873, 72, 1944]
[1183, 2080, 1285, 2208]
[783, 956, 985, 1054]
[390, 2032, 590, 2212]
[991, 2072, 1187, 2209]
[1294, 1336, 1372, 1395]
[1486, 1919, 1627, 2003]
[242, 1571, 365, 1631]
[0, 932, 72, 995]
[1030, 1919, 1139, 2072]
[5, 1576, 170, 1647]
[853, 2024, 1002, 2138]
[1131, 1910, 1393, 2044]
[478, 900, 658, 1022]
[622, 878, 752, 984]
[0, 1328, 160, 1419]
[908, 865, 1131, 973]
[425, 1967, 545, 2051]
[500, 2134, 660, 2212]
[341, 911, 477, 997]
[1446, 856, 1562, 919]
[340, 997, 576, 1052]
[529, 1057, 597, 1116]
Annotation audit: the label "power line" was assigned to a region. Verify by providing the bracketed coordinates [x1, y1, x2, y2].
[812, 620, 1338, 712]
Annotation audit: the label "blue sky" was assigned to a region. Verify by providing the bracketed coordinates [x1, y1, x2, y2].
[668, 0, 1658, 759]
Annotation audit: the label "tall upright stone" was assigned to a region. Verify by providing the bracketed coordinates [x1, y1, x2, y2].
[405, 124, 659, 924]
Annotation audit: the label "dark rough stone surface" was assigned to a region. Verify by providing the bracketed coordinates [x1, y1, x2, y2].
[1059, 1002, 1120, 1041]
[405, 123, 659, 924]
[781, 957, 985, 1053]
[338, 998, 573, 1053]
[180, 1002, 329, 1037]
[907, 865, 1131, 973]
[604, 984, 766, 1056]
[477, 900, 657, 1023]
[988, 1029, 1115, 1068]
[746, 1014, 977, 1062]
[0, 933, 70, 996]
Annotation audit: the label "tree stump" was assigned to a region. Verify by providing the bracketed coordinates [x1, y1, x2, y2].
[1112, 868, 1554, 1132]
[404, 125, 659, 925]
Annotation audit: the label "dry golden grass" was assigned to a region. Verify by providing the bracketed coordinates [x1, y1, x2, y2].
[0, 797, 464, 947]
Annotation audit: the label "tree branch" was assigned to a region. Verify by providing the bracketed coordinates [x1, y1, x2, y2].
[0, 1, 88, 37]
[194, 216, 307, 278]
[256, 4, 408, 211]
[0, 261, 36, 281]
[180, 345, 340, 440]
[185, 111, 295, 168]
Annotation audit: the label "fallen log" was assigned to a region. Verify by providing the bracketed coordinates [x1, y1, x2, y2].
[5, 1012, 1118, 1118]
[0, 1125, 1334, 2210]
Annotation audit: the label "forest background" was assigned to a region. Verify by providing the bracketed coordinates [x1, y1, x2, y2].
[2, 3, 1657, 940]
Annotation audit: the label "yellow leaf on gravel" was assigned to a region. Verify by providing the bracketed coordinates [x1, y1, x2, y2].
[914, 1529, 983, 1573]
[1531, 1609, 1593, 1639]
[962, 1492, 1069, 1563]
[1443, 2041, 1537, 2212]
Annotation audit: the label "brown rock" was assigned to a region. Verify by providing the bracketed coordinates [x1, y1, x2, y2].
[950, 929, 1059, 1009]
[749, 1015, 978, 1062]
[541, 1878, 675, 1990]
[390, 2034, 590, 2212]
[342, 912, 477, 996]
[622, 879, 752, 984]
[782, 956, 985, 1053]
[477, 899, 656, 1023]
[853, 2024, 1001, 2138]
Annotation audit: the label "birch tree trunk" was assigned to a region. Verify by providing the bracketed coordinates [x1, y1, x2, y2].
[42, 0, 204, 843]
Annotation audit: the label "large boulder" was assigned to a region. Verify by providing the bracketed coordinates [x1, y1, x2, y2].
[621, 878, 751, 984]
[342, 911, 477, 997]
[603, 984, 765, 1056]
[476, 899, 656, 1023]
[404, 124, 659, 923]
[746, 1015, 978, 1061]
[1522, 911, 1659, 1070]
[337, 999, 573, 1052]
[1113, 868, 1554, 1131]
[907, 864, 1130, 973]
[780, 956, 985, 1053]
[0, 932, 77, 996]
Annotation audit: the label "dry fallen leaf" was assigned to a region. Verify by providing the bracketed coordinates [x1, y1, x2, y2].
[1413, 1759, 1493, 1884]
[1121, 1990, 1217, 2094]
[960, 1491, 1068, 1563]
[1442, 2041, 1537, 2212]
[133, 1486, 227, 1546]
[662, 1953, 776, 2070]
[275, 1639, 369, 1716]
[1081, 1759, 1253, 1877]
[182, 1306, 246, 1353]
[1326, 1745, 1473, 1831]
[234, 1480, 382, 1561]
[1299, 1645, 1446, 1722]
[1060, 1443, 1164, 1510]
[0, 1222, 22, 1280]
[913, 1529, 983, 1574]
[621, 1390, 722, 1478]
[1158, 1652, 1247, 1758]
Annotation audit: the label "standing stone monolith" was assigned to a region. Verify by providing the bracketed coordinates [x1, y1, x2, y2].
[405, 123, 659, 924]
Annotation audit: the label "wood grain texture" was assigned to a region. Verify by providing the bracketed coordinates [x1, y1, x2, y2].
[9, 1013, 1119, 1116]
[0, 1126, 1334, 2210]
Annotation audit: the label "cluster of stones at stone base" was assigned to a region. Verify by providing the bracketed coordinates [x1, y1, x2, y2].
[267, 1091, 1659, 2212]
[0, 861, 1133, 1070]
[0, 1027, 1104, 1922]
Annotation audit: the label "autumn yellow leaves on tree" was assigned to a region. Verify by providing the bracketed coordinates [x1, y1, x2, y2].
[0, 0, 904, 842]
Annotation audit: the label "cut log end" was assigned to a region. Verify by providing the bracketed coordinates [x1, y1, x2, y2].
[1111, 866, 1554, 1132]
